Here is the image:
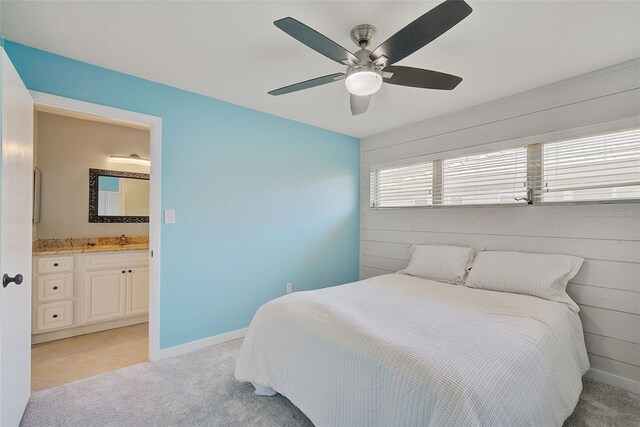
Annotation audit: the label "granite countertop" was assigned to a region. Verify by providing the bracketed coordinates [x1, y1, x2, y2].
[33, 236, 149, 255]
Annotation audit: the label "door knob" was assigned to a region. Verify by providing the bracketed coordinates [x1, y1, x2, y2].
[3, 273, 24, 288]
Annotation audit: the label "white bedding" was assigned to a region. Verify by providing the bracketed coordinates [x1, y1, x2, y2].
[235, 274, 589, 426]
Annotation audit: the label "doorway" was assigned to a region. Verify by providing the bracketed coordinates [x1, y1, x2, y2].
[29, 92, 162, 387]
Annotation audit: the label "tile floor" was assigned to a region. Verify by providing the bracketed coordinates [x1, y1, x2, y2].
[31, 323, 148, 392]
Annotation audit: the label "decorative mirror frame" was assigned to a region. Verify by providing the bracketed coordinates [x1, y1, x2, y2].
[89, 168, 150, 223]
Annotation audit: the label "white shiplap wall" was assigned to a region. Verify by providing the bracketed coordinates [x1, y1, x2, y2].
[360, 59, 640, 393]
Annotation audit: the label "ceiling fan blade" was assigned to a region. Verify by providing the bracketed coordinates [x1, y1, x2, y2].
[274, 17, 359, 65]
[350, 94, 371, 116]
[383, 66, 462, 90]
[268, 73, 345, 96]
[370, 0, 472, 66]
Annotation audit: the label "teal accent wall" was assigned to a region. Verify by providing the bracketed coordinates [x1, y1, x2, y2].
[5, 41, 360, 349]
[98, 176, 119, 192]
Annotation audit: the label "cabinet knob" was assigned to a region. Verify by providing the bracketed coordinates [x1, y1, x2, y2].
[53, 286, 58, 290]
[52, 314, 58, 319]
[53, 263, 59, 267]
[122, 270, 126, 274]
[128, 270, 132, 273]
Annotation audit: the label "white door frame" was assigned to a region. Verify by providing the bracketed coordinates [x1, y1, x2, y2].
[30, 91, 162, 361]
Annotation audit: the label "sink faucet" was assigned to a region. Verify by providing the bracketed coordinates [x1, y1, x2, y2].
[118, 234, 127, 245]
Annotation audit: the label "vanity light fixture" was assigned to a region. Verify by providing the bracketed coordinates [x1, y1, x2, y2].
[110, 154, 150, 166]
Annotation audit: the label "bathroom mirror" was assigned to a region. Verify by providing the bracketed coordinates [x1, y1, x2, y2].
[89, 168, 149, 223]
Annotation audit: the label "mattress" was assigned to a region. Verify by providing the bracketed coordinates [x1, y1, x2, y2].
[235, 274, 589, 426]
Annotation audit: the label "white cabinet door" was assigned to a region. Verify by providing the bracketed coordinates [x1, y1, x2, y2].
[127, 268, 149, 315]
[84, 269, 126, 323]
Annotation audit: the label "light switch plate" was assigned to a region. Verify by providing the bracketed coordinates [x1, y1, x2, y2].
[164, 209, 176, 224]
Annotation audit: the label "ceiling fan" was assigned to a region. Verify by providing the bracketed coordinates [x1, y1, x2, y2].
[268, 0, 472, 115]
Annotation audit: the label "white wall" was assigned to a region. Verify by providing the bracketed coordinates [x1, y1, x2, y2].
[360, 59, 640, 393]
[35, 111, 150, 239]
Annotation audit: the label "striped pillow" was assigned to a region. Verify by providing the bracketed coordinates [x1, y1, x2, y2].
[464, 251, 584, 312]
[399, 244, 477, 285]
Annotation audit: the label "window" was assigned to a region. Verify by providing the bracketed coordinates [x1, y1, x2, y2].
[536, 128, 640, 202]
[440, 148, 528, 205]
[370, 127, 640, 208]
[370, 162, 433, 207]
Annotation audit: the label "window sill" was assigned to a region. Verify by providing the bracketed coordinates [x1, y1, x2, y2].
[369, 199, 640, 210]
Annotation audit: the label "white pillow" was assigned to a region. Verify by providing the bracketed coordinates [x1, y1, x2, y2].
[398, 244, 477, 285]
[464, 251, 583, 312]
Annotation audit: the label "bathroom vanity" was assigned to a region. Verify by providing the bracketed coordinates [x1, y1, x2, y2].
[32, 239, 149, 344]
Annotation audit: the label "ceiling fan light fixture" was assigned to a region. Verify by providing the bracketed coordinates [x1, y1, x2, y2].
[345, 68, 383, 96]
[269, 0, 473, 114]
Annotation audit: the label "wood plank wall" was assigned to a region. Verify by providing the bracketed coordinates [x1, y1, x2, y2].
[359, 59, 640, 393]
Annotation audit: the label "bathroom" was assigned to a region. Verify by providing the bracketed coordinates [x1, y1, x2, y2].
[30, 107, 151, 391]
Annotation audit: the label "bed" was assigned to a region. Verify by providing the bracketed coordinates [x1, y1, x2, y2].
[235, 273, 589, 426]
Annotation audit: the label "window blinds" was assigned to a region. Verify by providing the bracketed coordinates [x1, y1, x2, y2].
[535, 128, 640, 202]
[369, 127, 640, 208]
[439, 147, 528, 205]
[370, 162, 433, 207]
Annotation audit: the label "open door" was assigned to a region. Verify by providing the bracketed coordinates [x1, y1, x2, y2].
[0, 47, 34, 425]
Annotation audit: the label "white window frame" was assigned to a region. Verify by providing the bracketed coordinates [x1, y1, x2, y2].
[369, 119, 640, 209]
[370, 160, 434, 208]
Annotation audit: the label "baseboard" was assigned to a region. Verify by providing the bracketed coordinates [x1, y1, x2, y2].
[32, 315, 149, 344]
[585, 368, 640, 395]
[156, 328, 247, 360]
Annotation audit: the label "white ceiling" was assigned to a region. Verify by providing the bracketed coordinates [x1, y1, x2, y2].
[3, 1, 639, 138]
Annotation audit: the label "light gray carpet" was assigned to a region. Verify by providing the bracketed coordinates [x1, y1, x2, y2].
[21, 338, 639, 426]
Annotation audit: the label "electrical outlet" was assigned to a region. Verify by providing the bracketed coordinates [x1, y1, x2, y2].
[286, 283, 293, 294]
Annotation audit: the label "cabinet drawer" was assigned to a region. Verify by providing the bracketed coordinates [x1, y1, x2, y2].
[84, 251, 148, 270]
[36, 273, 74, 302]
[36, 300, 74, 332]
[38, 256, 74, 274]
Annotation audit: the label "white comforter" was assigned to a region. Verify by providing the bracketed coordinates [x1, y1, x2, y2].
[235, 274, 589, 426]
